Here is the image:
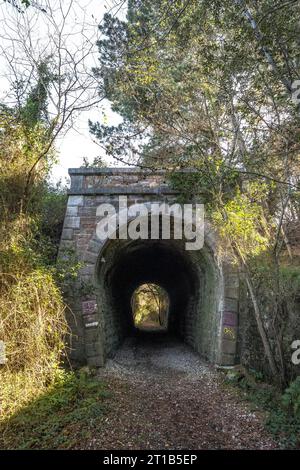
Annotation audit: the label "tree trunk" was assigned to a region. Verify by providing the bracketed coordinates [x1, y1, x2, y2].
[234, 0, 292, 94]
[233, 243, 279, 380]
[244, 270, 279, 379]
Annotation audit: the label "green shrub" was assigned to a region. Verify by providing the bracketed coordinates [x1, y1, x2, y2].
[282, 377, 300, 417]
[0, 370, 111, 449]
[0, 268, 68, 417]
[266, 407, 300, 449]
[226, 369, 300, 448]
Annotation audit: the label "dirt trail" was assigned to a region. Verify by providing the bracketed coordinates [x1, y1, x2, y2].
[86, 332, 277, 450]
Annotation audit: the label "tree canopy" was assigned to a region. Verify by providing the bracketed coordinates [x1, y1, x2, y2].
[91, 0, 300, 385]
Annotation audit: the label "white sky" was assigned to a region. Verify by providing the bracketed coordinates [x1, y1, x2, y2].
[52, 95, 123, 185]
[0, 0, 127, 184]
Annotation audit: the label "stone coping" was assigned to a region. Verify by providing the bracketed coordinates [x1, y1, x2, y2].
[68, 167, 200, 196]
[68, 187, 179, 195]
[68, 167, 197, 176]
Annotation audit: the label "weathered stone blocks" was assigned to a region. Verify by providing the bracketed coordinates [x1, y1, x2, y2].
[59, 168, 240, 368]
[66, 206, 78, 216]
[64, 216, 80, 229]
[61, 228, 74, 240]
[68, 195, 83, 206]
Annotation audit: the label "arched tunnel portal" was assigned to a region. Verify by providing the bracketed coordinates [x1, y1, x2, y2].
[59, 168, 240, 368]
[97, 237, 220, 360]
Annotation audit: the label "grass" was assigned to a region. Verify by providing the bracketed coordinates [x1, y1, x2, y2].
[0, 368, 111, 450]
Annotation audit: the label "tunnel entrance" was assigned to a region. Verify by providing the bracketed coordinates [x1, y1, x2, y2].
[96, 236, 221, 363]
[60, 167, 239, 368]
[131, 283, 169, 331]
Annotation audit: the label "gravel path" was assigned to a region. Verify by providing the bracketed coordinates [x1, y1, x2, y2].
[86, 332, 278, 450]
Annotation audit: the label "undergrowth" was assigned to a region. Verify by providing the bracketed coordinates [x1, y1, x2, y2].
[225, 368, 300, 448]
[0, 369, 111, 449]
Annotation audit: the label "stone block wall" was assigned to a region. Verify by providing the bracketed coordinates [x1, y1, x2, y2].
[59, 168, 240, 368]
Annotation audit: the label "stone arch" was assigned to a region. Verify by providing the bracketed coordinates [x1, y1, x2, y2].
[80, 216, 238, 368]
[59, 168, 239, 368]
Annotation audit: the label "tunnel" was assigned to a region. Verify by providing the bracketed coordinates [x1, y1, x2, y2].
[60, 168, 239, 367]
[96, 236, 222, 363]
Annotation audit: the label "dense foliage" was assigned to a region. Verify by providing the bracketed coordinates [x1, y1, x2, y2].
[1, 0, 300, 449]
[0, 65, 69, 418]
[0, 369, 110, 449]
[91, 0, 300, 386]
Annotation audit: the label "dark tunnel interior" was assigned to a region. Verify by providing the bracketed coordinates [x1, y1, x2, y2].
[97, 239, 205, 357]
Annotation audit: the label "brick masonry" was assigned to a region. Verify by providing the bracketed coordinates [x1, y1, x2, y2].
[58, 168, 239, 367]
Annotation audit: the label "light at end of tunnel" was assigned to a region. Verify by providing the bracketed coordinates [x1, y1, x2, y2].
[131, 283, 170, 332]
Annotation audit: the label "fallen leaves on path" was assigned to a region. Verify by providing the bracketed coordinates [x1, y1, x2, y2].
[78, 335, 278, 450]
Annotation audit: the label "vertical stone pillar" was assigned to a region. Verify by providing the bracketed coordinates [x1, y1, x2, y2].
[82, 299, 104, 367]
[218, 269, 239, 366]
